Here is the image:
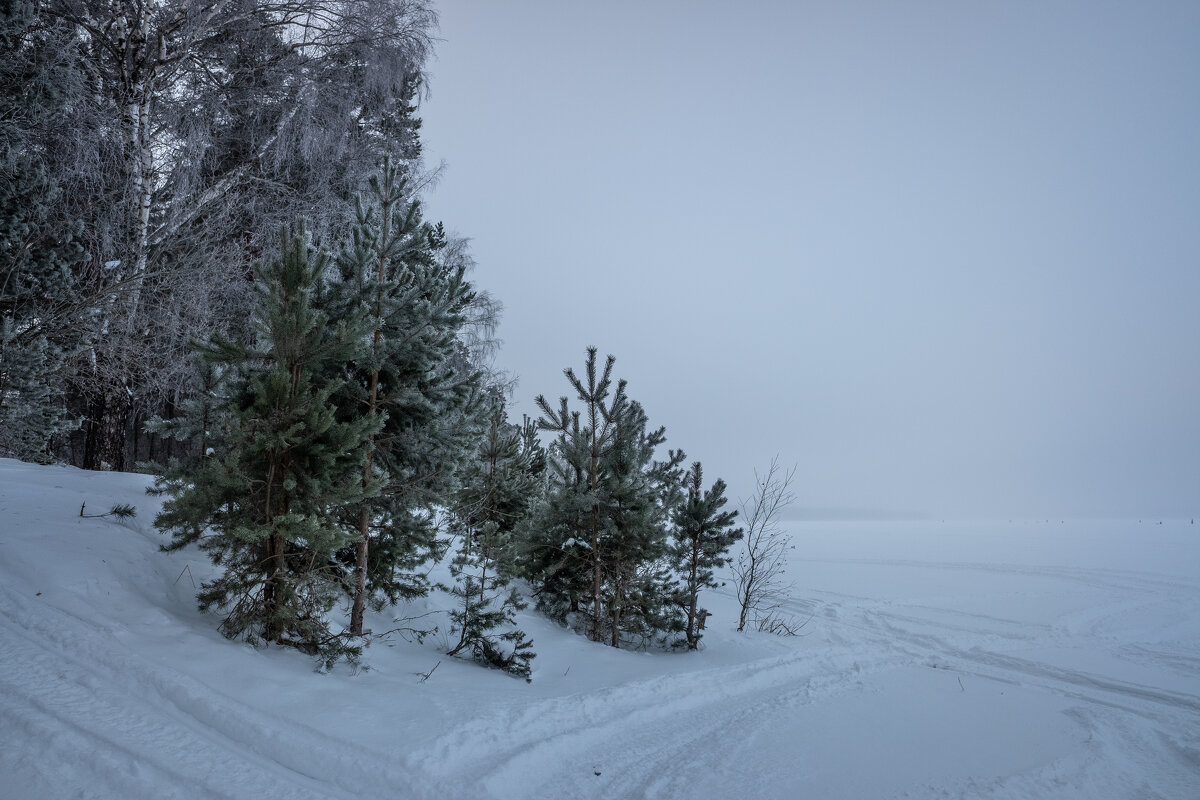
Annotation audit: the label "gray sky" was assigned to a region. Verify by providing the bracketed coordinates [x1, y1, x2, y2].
[419, 0, 1200, 519]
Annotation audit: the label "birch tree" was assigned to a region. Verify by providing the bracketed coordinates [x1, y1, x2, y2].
[41, 0, 437, 470]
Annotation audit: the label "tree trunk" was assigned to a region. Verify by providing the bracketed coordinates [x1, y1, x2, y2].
[591, 506, 602, 643]
[610, 592, 621, 648]
[686, 548, 700, 648]
[589, 415, 603, 643]
[350, 225, 388, 636]
[83, 386, 129, 471]
[265, 534, 287, 643]
[263, 456, 284, 644]
[349, 505, 370, 635]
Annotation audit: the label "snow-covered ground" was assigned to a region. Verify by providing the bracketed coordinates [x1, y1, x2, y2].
[1, 458, 1197, 799]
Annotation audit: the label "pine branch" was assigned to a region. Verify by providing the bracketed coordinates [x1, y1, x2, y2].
[79, 502, 137, 519]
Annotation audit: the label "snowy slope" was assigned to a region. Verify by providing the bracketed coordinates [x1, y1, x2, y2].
[1, 458, 1198, 799]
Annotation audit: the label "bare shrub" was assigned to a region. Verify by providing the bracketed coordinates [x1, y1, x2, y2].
[733, 457, 797, 633]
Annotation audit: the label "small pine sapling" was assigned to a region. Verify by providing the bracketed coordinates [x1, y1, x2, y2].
[671, 462, 742, 649]
[446, 406, 539, 679]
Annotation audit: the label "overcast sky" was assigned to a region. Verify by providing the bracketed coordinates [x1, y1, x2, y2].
[418, 0, 1200, 519]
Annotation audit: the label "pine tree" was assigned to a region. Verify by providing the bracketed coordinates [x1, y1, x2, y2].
[320, 158, 485, 631]
[601, 397, 687, 648]
[528, 348, 685, 648]
[154, 224, 381, 664]
[445, 403, 540, 679]
[516, 405, 594, 623]
[530, 348, 622, 642]
[671, 462, 742, 649]
[0, 0, 84, 461]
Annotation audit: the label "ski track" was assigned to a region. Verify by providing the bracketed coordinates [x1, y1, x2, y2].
[800, 559, 1200, 799]
[0, 584, 440, 800]
[422, 557, 1200, 800]
[6, 555, 1198, 799]
[414, 647, 874, 799]
[2, 464, 1197, 800]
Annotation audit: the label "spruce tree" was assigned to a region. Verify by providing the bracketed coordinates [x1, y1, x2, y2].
[671, 462, 742, 649]
[320, 159, 485, 631]
[143, 354, 224, 466]
[154, 224, 381, 664]
[445, 404, 540, 679]
[0, 0, 84, 460]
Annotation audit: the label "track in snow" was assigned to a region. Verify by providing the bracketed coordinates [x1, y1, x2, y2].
[2, 463, 1197, 799]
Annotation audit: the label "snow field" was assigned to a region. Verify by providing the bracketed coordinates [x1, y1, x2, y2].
[1, 459, 1197, 798]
